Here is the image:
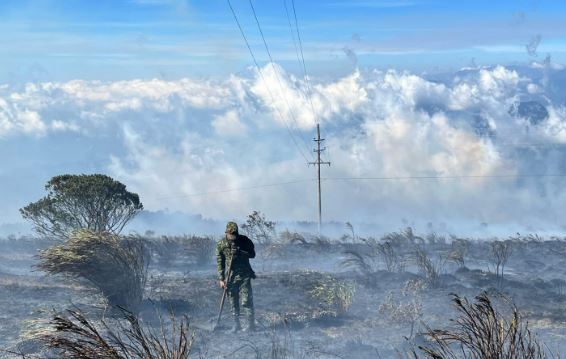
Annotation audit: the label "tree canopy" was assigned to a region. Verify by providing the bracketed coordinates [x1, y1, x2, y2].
[20, 174, 143, 238]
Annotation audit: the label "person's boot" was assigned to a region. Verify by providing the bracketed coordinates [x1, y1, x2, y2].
[243, 312, 256, 332]
[230, 314, 241, 333]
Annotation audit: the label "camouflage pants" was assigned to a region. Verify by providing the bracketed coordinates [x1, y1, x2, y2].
[227, 275, 254, 317]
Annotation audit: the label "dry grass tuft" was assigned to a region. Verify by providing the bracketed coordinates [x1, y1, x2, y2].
[414, 292, 556, 359]
[413, 247, 446, 288]
[37, 229, 149, 311]
[44, 307, 196, 359]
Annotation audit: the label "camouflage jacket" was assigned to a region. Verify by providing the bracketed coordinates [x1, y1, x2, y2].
[216, 234, 256, 281]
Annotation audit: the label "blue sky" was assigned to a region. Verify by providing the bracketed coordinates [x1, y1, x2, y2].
[3, 0, 566, 236]
[2, 0, 566, 83]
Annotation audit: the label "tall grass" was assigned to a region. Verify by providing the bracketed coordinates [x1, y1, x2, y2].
[44, 307, 196, 359]
[414, 292, 556, 359]
[413, 247, 446, 288]
[37, 230, 149, 311]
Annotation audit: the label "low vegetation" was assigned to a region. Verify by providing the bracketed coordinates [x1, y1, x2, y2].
[307, 275, 356, 316]
[379, 280, 425, 339]
[37, 229, 149, 311]
[3, 225, 566, 357]
[148, 235, 216, 267]
[44, 307, 195, 359]
[414, 292, 555, 359]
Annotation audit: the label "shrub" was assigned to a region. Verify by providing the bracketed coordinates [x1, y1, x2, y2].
[185, 235, 215, 266]
[147, 235, 215, 267]
[240, 210, 276, 244]
[150, 235, 184, 266]
[446, 249, 465, 269]
[425, 233, 447, 248]
[37, 230, 149, 311]
[340, 249, 375, 275]
[308, 276, 356, 315]
[341, 239, 405, 276]
[278, 228, 307, 244]
[377, 241, 405, 272]
[379, 280, 425, 339]
[414, 247, 446, 288]
[490, 240, 513, 283]
[44, 307, 196, 359]
[448, 238, 470, 268]
[414, 292, 555, 358]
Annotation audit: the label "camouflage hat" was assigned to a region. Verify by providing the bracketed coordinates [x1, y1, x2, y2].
[225, 221, 239, 234]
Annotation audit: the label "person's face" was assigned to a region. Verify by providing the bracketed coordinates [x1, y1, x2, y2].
[226, 233, 237, 241]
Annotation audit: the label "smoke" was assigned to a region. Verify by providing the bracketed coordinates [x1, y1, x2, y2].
[511, 10, 526, 26]
[342, 46, 358, 65]
[526, 34, 542, 57]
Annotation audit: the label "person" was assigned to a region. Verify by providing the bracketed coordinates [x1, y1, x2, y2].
[216, 221, 256, 332]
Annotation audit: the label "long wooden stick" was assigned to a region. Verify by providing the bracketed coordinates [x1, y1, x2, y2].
[215, 254, 234, 330]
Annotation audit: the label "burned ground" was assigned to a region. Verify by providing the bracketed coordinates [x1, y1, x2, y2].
[2, 232, 566, 358]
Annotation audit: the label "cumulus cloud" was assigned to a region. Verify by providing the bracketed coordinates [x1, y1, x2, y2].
[0, 95, 47, 137]
[212, 110, 247, 137]
[2, 64, 566, 233]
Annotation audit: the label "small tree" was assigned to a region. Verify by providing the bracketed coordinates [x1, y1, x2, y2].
[20, 174, 143, 239]
[240, 210, 276, 244]
[490, 240, 513, 283]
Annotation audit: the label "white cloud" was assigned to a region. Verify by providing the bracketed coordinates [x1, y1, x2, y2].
[212, 110, 247, 137]
[2, 64, 566, 231]
[527, 83, 542, 94]
[0, 95, 47, 136]
[51, 120, 79, 132]
[250, 65, 369, 130]
[540, 106, 566, 143]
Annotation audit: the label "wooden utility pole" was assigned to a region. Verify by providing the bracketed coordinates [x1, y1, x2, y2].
[309, 123, 331, 235]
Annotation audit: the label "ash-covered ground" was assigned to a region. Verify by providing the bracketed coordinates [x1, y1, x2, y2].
[2, 230, 566, 358]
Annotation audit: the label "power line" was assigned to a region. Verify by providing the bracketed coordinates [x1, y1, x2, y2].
[152, 178, 316, 201]
[248, 0, 315, 161]
[147, 173, 566, 202]
[494, 142, 566, 148]
[283, 0, 302, 70]
[226, 0, 312, 164]
[322, 174, 566, 181]
[283, 0, 320, 128]
[290, 0, 320, 128]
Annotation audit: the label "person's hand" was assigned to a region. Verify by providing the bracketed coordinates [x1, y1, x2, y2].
[219, 280, 226, 289]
